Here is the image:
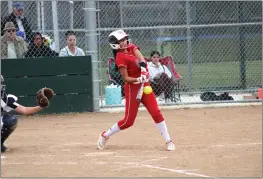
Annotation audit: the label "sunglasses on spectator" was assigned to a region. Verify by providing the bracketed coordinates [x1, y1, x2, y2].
[7, 30, 16, 33]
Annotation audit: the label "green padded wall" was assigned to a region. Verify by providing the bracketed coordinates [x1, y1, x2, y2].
[1, 56, 94, 114]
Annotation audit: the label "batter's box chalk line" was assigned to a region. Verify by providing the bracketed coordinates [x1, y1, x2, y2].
[113, 156, 211, 177]
[141, 164, 211, 177]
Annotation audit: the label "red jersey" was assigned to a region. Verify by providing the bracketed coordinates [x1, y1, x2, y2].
[116, 43, 141, 78]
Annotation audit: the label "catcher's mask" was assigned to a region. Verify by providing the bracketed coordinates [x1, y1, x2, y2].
[108, 29, 131, 50]
[1, 75, 6, 99]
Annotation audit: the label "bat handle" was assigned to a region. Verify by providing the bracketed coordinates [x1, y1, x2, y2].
[136, 83, 144, 101]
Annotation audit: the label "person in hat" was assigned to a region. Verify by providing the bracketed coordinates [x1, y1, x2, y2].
[1, 2, 33, 42]
[1, 22, 28, 59]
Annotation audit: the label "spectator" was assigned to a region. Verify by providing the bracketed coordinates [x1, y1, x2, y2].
[148, 50, 175, 102]
[59, 31, 85, 57]
[1, 22, 28, 59]
[1, 2, 33, 43]
[25, 32, 58, 58]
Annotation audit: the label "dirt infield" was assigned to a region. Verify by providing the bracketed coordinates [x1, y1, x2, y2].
[1, 105, 262, 177]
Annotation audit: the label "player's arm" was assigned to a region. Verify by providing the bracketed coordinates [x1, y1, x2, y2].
[134, 48, 146, 64]
[15, 105, 43, 115]
[3, 94, 44, 115]
[129, 43, 146, 64]
[119, 67, 138, 83]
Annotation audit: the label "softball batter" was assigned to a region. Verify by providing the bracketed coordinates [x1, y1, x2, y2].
[97, 29, 175, 151]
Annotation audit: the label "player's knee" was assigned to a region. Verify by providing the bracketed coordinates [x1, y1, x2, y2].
[124, 121, 134, 129]
[118, 118, 135, 130]
[2, 114, 18, 130]
[1, 114, 18, 145]
[120, 124, 132, 130]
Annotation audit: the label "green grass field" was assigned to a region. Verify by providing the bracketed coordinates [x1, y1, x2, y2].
[99, 60, 261, 96]
[176, 60, 262, 91]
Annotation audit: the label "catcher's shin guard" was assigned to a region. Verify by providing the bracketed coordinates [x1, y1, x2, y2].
[1, 114, 18, 152]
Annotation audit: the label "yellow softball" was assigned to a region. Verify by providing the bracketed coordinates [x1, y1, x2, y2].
[143, 86, 153, 94]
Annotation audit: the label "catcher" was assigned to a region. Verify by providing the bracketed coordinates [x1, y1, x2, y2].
[1, 75, 54, 153]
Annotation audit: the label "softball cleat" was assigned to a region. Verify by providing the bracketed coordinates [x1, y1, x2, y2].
[97, 131, 109, 150]
[1, 144, 7, 153]
[166, 140, 175, 151]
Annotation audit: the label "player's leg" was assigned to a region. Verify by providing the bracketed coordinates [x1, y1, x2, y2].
[1, 114, 18, 153]
[141, 88, 175, 151]
[97, 84, 140, 149]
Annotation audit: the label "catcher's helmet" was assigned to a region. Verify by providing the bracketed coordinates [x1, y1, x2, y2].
[1, 75, 6, 99]
[108, 29, 129, 50]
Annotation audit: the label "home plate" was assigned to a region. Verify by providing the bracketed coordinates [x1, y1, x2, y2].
[1, 156, 6, 159]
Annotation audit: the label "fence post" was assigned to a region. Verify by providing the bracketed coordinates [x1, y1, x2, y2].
[238, 2, 248, 90]
[52, 1, 60, 52]
[37, 1, 41, 32]
[238, 2, 246, 89]
[186, 0, 193, 92]
[69, 1, 74, 29]
[84, 1, 100, 111]
[41, 1, 45, 34]
[120, 1, 124, 28]
[8, 1, 13, 14]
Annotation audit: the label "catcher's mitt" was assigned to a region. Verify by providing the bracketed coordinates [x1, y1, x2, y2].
[36, 87, 54, 107]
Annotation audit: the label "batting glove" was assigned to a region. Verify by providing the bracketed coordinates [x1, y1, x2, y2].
[133, 62, 149, 84]
[134, 76, 149, 84]
[141, 66, 149, 79]
[134, 69, 149, 84]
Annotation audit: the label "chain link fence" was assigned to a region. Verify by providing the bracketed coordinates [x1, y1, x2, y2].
[1, 1, 262, 108]
[1, 1, 87, 58]
[97, 1, 262, 107]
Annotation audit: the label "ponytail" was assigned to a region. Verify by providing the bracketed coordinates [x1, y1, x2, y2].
[112, 50, 119, 71]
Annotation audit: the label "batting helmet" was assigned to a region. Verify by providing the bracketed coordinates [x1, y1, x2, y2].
[108, 29, 129, 50]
